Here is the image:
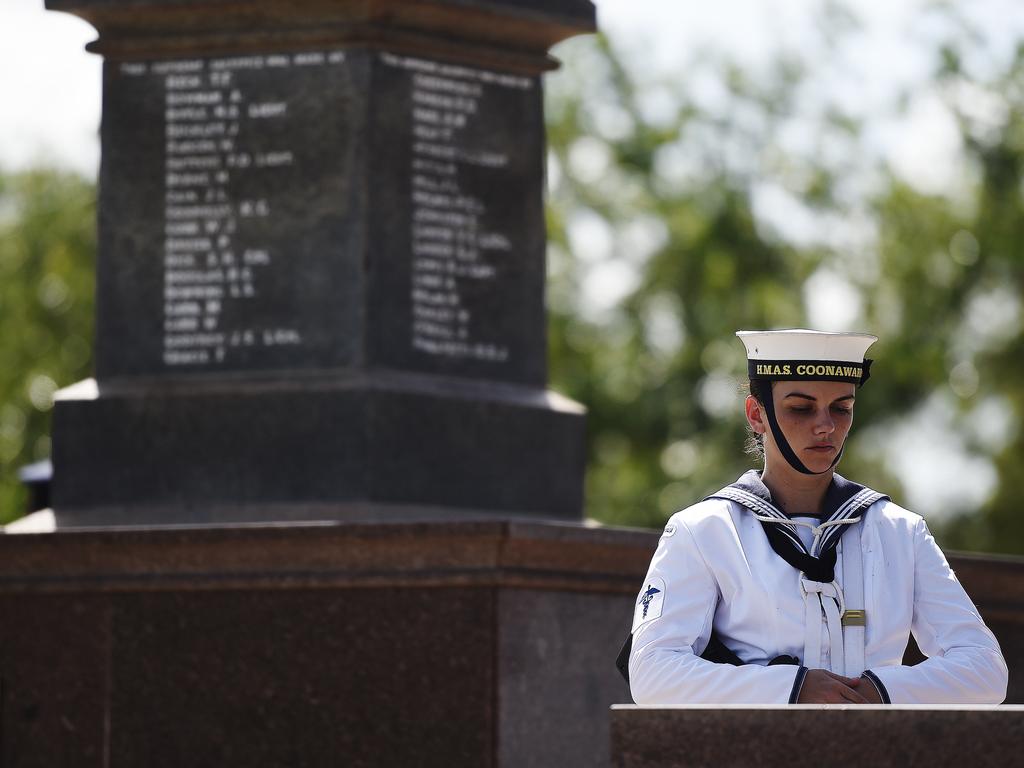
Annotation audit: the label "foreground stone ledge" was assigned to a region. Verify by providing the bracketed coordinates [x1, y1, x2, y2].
[611, 705, 1024, 768]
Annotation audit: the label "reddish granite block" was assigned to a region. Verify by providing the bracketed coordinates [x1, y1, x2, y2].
[0, 521, 650, 767]
[107, 588, 494, 767]
[0, 594, 108, 768]
[1, 522, 1020, 768]
[611, 706, 1024, 768]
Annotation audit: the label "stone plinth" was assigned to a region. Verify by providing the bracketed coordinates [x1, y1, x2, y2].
[610, 705, 1024, 768]
[53, 375, 585, 522]
[3, 521, 1024, 767]
[45, 0, 595, 524]
[0, 520, 649, 768]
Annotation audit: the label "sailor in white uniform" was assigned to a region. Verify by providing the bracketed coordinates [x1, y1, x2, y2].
[626, 329, 1008, 704]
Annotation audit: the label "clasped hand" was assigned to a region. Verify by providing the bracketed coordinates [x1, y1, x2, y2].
[797, 669, 883, 704]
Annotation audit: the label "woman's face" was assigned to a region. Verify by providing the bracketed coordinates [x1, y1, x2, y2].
[749, 379, 857, 475]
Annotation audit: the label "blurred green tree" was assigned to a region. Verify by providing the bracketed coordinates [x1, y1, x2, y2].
[923, 41, 1024, 553]
[545, 23, 1024, 552]
[0, 168, 95, 523]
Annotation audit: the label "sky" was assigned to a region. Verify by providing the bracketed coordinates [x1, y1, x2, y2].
[3, 0, 1023, 519]
[5, 0, 1023, 178]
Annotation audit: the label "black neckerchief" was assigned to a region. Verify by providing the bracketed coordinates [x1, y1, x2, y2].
[706, 470, 888, 583]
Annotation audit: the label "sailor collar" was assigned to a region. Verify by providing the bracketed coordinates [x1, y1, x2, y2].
[707, 470, 889, 580]
[721, 470, 879, 520]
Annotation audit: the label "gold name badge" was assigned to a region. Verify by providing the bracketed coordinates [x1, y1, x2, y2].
[842, 609, 867, 627]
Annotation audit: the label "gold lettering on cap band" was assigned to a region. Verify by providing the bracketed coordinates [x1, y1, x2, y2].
[794, 364, 863, 377]
[756, 363, 792, 376]
[747, 360, 864, 381]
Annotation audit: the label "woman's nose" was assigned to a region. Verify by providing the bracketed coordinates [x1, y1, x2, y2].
[814, 410, 836, 434]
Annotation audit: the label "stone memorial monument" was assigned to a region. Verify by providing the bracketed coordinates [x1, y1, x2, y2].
[48, 0, 594, 525]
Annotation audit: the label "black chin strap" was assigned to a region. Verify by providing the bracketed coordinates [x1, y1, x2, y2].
[760, 385, 845, 476]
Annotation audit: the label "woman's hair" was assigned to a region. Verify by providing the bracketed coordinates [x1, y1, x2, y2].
[744, 378, 771, 460]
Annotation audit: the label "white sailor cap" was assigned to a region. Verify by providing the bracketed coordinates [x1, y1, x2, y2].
[736, 329, 877, 385]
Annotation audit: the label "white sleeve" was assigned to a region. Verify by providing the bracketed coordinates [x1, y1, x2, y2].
[628, 516, 802, 705]
[867, 518, 1008, 704]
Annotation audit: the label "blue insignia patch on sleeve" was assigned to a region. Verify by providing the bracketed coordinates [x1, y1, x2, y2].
[632, 576, 666, 632]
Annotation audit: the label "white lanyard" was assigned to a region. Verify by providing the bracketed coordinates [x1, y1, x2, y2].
[798, 521, 867, 675]
[800, 576, 845, 671]
[841, 521, 867, 676]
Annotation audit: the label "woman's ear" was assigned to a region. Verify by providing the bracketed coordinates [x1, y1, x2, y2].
[745, 395, 766, 435]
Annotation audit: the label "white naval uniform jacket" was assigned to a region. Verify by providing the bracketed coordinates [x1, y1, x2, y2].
[628, 475, 1008, 705]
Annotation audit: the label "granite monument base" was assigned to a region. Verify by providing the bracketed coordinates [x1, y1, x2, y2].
[52, 372, 585, 525]
[610, 705, 1024, 768]
[0, 519, 649, 768]
[4, 519, 1023, 767]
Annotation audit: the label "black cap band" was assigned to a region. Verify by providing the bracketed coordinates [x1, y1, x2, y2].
[748, 359, 873, 386]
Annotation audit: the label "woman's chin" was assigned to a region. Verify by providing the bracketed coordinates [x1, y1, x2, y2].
[802, 448, 837, 473]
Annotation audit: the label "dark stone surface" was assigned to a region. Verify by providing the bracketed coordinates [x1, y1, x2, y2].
[97, 51, 366, 379]
[46, 1, 596, 72]
[0, 520, 649, 768]
[109, 588, 494, 767]
[95, 49, 548, 386]
[52, 374, 585, 522]
[367, 52, 547, 385]
[610, 706, 1024, 768]
[0, 594, 108, 768]
[49, 0, 596, 23]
